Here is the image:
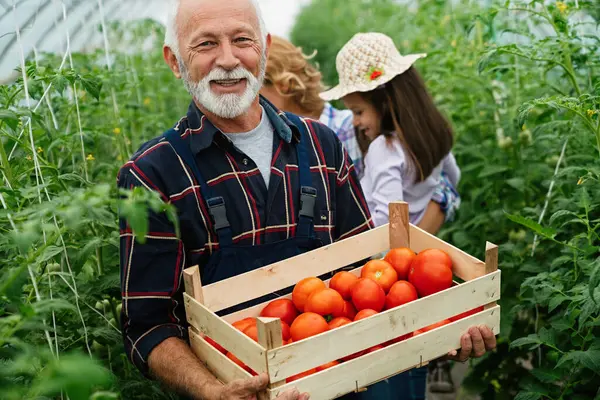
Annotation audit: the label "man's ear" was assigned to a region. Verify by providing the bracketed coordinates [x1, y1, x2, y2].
[163, 45, 182, 79]
[264, 33, 272, 59]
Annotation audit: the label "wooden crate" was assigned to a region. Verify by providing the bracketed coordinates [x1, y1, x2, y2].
[182, 202, 501, 400]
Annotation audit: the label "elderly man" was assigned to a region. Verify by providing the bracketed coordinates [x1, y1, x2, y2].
[117, 0, 496, 399]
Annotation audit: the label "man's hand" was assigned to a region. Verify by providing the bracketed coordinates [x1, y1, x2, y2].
[447, 325, 496, 362]
[215, 373, 310, 400]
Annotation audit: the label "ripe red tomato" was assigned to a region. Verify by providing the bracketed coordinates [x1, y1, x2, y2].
[385, 280, 418, 309]
[412, 249, 452, 271]
[260, 299, 299, 326]
[384, 333, 412, 346]
[412, 319, 451, 336]
[384, 247, 416, 280]
[361, 259, 398, 293]
[354, 309, 378, 321]
[305, 288, 345, 319]
[243, 325, 259, 342]
[281, 321, 291, 341]
[290, 312, 329, 341]
[330, 271, 359, 300]
[341, 300, 357, 320]
[286, 368, 317, 383]
[292, 277, 326, 312]
[408, 262, 453, 297]
[204, 336, 227, 354]
[226, 352, 255, 375]
[449, 306, 484, 322]
[364, 344, 384, 354]
[316, 360, 339, 372]
[232, 317, 255, 332]
[351, 278, 386, 312]
[243, 321, 290, 343]
[328, 317, 352, 329]
[341, 350, 365, 362]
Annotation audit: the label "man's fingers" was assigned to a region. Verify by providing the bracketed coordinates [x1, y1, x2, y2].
[231, 373, 269, 395]
[459, 333, 472, 361]
[469, 327, 486, 357]
[480, 325, 497, 351]
[275, 388, 301, 400]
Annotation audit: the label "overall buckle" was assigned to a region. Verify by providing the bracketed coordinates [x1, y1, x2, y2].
[207, 197, 230, 230]
[299, 186, 317, 218]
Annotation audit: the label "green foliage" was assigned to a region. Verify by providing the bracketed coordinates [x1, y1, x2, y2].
[292, 0, 600, 399]
[1, 19, 185, 399]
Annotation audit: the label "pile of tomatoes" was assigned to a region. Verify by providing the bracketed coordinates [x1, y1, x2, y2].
[202, 247, 483, 382]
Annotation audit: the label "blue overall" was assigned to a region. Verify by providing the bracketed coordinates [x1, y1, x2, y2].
[165, 112, 426, 399]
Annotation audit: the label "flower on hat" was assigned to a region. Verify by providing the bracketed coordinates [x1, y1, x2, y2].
[367, 66, 384, 81]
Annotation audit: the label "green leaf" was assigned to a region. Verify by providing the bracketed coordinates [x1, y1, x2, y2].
[511, 334, 542, 349]
[39, 245, 64, 264]
[550, 318, 572, 332]
[478, 165, 511, 178]
[514, 392, 542, 400]
[556, 350, 600, 372]
[548, 295, 569, 312]
[548, 210, 579, 227]
[590, 257, 600, 304]
[79, 75, 103, 100]
[531, 367, 562, 383]
[505, 212, 557, 239]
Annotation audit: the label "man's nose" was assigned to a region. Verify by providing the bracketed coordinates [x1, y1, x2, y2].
[216, 41, 240, 70]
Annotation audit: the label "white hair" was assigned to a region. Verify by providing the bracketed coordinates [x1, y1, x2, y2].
[164, 0, 267, 59]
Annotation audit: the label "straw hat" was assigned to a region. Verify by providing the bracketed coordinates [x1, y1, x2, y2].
[320, 32, 426, 101]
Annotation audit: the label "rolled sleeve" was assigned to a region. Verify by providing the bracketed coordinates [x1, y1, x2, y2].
[118, 162, 187, 376]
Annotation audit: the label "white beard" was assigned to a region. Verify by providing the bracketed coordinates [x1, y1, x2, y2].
[179, 51, 267, 119]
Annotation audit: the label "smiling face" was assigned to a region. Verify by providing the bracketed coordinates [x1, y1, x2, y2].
[342, 92, 382, 141]
[164, 0, 269, 119]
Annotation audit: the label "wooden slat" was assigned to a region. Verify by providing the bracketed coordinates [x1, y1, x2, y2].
[484, 242, 499, 310]
[409, 224, 486, 281]
[203, 224, 390, 312]
[265, 271, 501, 381]
[184, 293, 267, 373]
[189, 327, 252, 383]
[389, 201, 410, 248]
[256, 318, 285, 391]
[222, 267, 363, 324]
[183, 266, 204, 303]
[268, 306, 500, 399]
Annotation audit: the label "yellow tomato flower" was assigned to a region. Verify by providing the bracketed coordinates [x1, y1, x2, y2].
[556, 1, 567, 14]
[37, 147, 43, 153]
[113, 127, 121, 135]
[143, 97, 151, 106]
[26, 155, 32, 161]
[587, 109, 597, 117]
[451, 39, 457, 47]
[577, 177, 584, 185]
[86, 154, 95, 161]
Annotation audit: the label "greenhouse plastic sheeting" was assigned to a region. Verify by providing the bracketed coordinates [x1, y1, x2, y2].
[0, 0, 310, 83]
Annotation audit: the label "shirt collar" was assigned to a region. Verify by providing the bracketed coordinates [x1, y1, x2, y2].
[183, 95, 301, 154]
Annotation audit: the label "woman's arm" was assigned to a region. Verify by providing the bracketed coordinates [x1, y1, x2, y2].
[417, 201, 445, 235]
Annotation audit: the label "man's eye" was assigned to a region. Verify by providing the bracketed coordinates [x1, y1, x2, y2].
[198, 41, 215, 47]
[235, 37, 252, 43]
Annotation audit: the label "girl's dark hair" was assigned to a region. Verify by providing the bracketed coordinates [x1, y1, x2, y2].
[356, 66, 454, 183]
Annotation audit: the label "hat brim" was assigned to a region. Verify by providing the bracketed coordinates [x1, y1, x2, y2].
[320, 53, 426, 101]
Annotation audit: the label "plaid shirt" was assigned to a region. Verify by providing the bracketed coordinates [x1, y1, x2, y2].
[117, 97, 373, 375]
[319, 102, 363, 178]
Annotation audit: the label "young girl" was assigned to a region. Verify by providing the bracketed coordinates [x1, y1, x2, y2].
[261, 34, 459, 235]
[319, 32, 462, 399]
[320, 32, 460, 231]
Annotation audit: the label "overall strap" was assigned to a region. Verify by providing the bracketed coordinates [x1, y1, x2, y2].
[284, 113, 317, 239]
[164, 129, 233, 247]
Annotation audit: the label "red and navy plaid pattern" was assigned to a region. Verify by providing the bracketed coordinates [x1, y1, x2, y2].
[117, 97, 373, 375]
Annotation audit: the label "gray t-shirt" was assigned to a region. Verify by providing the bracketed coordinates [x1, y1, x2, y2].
[223, 107, 274, 187]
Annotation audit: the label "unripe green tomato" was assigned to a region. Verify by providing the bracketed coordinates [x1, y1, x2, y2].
[498, 137, 513, 149]
[47, 263, 61, 273]
[519, 129, 532, 145]
[116, 303, 122, 315]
